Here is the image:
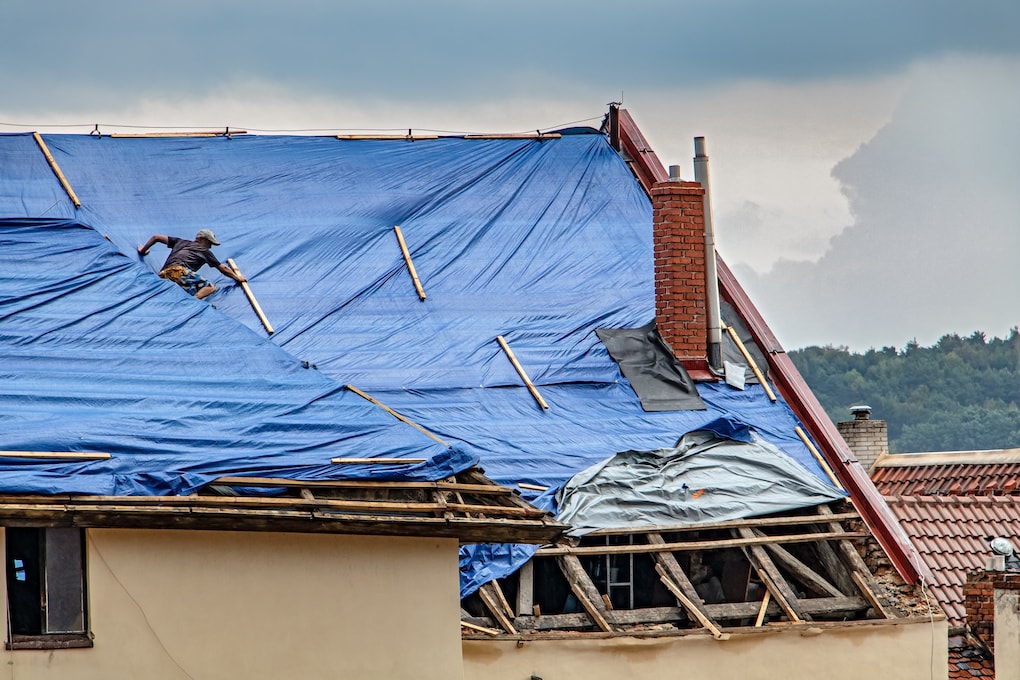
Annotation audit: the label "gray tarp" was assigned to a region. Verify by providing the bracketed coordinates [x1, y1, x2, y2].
[556, 428, 846, 535]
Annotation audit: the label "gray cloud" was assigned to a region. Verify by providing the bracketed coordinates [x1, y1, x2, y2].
[741, 55, 1020, 350]
[3, 0, 1018, 109]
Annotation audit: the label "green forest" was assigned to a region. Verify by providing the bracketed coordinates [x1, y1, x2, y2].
[788, 329, 1020, 453]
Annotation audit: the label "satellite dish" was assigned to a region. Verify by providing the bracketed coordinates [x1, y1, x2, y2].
[990, 537, 1016, 556]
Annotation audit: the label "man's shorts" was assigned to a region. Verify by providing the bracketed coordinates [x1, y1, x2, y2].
[159, 265, 211, 296]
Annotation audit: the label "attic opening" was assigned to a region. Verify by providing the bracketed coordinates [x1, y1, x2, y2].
[461, 500, 902, 637]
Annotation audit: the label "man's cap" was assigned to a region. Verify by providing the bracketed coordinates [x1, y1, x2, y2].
[196, 229, 220, 245]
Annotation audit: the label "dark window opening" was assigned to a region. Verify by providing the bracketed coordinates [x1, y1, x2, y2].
[5, 528, 90, 649]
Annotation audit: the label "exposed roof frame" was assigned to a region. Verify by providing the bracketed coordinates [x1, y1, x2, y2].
[611, 106, 929, 584]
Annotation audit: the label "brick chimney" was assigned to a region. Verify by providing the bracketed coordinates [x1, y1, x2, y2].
[964, 570, 1020, 671]
[836, 405, 888, 472]
[651, 180, 712, 377]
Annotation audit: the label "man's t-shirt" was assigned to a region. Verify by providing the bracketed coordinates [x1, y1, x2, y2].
[161, 237, 221, 272]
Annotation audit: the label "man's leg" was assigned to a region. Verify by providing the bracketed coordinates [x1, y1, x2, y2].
[195, 283, 216, 299]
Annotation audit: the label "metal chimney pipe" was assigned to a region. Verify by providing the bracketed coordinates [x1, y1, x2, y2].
[693, 137, 722, 371]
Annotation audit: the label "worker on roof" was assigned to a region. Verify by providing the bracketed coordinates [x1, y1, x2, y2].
[137, 229, 246, 300]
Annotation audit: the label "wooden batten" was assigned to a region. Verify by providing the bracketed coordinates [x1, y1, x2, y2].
[32, 132, 81, 208]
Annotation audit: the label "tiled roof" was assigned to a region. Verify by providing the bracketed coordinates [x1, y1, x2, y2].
[872, 450, 1020, 496]
[948, 635, 994, 678]
[883, 495, 1020, 627]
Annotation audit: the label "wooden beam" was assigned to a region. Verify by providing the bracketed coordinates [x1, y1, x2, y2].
[460, 620, 501, 636]
[587, 511, 860, 536]
[0, 451, 110, 460]
[557, 554, 615, 632]
[32, 132, 81, 208]
[654, 564, 729, 640]
[645, 533, 716, 627]
[755, 592, 771, 627]
[226, 259, 274, 335]
[345, 384, 449, 445]
[722, 323, 775, 402]
[537, 530, 866, 557]
[478, 582, 518, 635]
[735, 528, 808, 623]
[756, 530, 844, 598]
[496, 336, 549, 410]
[393, 226, 427, 300]
[515, 560, 535, 616]
[816, 504, 891, 618]
[796, 426, 844, 490]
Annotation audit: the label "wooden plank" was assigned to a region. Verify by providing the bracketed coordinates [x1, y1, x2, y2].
[32, 132, 81, 208]
[852, 571, 890, 619]
[722, 323, 775, 401]
[754, 592, 771, 627]
[393, 226, 427, 300]
[471, 595, 868, 632]
[330, 457, 426, 465]
[496, 336, 549, 410]
[796, 426, 844, 490]
[0, 451, 110, 460]
[226, 258, 274, 335]
[557, 554, 615, 632]
[736, 528, 808, 623]
[654, 564, 729, 640]
[460, 620, 501, 636]
[518, 483, 548, 492]
[345, 384, 450, 445]
[478, 582, 518, 635]
[516, 560, 535, 616]
[645, 533, 715, 624]
[756, 530, 844, 598]
[586, 511, 860, 536]
[209, 475, 513, 495]
[537, 530, 866, 556]
[816, 505, 891, 617]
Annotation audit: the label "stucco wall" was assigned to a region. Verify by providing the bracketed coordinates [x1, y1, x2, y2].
[2, 528, 464, 680]
[464, 617, 948, 680]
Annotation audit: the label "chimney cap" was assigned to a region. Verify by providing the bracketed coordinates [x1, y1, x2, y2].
[849, 405, 872, 420]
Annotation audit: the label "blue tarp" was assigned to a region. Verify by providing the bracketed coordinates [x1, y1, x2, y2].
[0, 130, 841, 594]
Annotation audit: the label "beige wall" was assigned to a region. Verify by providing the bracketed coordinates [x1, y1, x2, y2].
[2, 528, 465, 680]
[995, 587, 1020, 673]
[464, 618, 948, 680]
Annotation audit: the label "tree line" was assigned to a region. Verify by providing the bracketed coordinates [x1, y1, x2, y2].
[788, 329, 1020, 453]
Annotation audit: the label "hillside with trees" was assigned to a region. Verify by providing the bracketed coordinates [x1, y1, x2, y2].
[788, 329, 1020, 453]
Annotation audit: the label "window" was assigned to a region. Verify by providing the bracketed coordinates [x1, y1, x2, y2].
[5, 527, 90, 649]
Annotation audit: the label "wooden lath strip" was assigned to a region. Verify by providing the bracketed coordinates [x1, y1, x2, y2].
[331, 458, 426, 465]
[496, 336, 549, 410]
[646, 533, 724, 638]
[208, 475, 515, 496]
[754, 592, 772, 626]
[32, 132, 81, 208]
[345, 384, 449, 446]
[462, 133, 562, 140]
[796, 426, 844, 490]
[108, 129, 246, 138]
[226, 258, 274, 335]
[460, 620, 500, 637]
[536, 530, 866, 556]
[722, 323, 775, 402]
[587, 511, 860, 536]
[393, 226, 427, 300]
[0, 450, 110, 460]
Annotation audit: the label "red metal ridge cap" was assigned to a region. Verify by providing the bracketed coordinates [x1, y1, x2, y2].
[614, 107, 930, 584]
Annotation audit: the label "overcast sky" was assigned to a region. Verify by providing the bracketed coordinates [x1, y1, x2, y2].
[3, 0, 1018, 351]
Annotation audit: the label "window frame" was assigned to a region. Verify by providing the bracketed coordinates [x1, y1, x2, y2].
[4, 526, 92, 650]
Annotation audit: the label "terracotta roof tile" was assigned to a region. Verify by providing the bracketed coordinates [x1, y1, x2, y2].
[884, 494, 1020, 627]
